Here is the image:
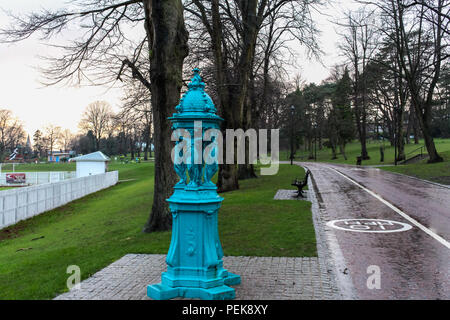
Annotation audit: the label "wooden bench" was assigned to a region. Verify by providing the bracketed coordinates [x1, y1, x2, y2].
[291, 169, 311, 198]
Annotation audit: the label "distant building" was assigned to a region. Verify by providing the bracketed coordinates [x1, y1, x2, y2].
[26, 135, 32, 150]
[48, 150, 75, 163]
[136, 142, 154, 152]
[71, 151, 110, 178]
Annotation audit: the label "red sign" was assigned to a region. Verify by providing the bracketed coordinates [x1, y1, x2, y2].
[6, 173, 26, 184]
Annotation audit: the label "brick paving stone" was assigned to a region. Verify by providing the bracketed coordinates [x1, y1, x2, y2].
[54, 254, 337, 300]
[274, 189, 312, 202]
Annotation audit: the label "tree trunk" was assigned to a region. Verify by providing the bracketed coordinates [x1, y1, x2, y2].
[144, 124, 150, 161]
[130, 136, 135, 159]
[331, 140, 337, 159]
[405, 109, 412, 144]
[412, 108, 420, 144]
[360, 109, 370, 159]
[308, 137, 314, 159]
[396, 108, 405, 161]
[143, 0, 189, 232]
[144, 142, 149, 160]
[339, 143, 347, 160]
[415, 103, 443, 163]
[238, 66, 258, 180]
[218, 163, 239, 192]
[238, 163, 257, 180]
[209, 0, 259, 192]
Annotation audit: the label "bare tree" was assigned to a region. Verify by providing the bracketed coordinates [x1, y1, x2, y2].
[43, 124, 62, 158]
[364, 0, 449, 162]
[365, 39, 410, 160]
[0, 109, 26, 160]
[0, 0, 188, 232]
[336, 8, 380, 160]
[185, 0, 323, 191]
[79, 101, 114, 151]
[61, 129, 74, 151]
[120, 73, 153, 160]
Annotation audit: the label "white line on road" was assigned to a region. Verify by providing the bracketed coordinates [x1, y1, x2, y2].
[328, 166, 450, 250]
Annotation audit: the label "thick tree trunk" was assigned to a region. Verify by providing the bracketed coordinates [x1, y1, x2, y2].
[209, 0, 259, 192]
[238, 164, 257, 180]
[238, 84, 257, 180]
[331, 139, 338, 159]
[415, 103, 443, 163]
[143, 0, 188, 232]
[218, 163, 239, 192]
[144, 141, 149, 160]
[339, 143, 347, 160]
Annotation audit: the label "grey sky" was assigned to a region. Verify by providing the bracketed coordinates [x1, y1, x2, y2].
[0, 0, 358, 137]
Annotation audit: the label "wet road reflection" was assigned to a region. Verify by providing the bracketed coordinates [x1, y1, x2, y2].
[301, 162, 450, 300]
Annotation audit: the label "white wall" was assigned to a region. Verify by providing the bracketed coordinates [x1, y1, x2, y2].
[76, 162, 107, 178]
[0, 171, 119, 230]
[0, 172, 76, 186]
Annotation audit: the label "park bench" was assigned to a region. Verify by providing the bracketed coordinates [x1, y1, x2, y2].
[291, 169, 311, 198]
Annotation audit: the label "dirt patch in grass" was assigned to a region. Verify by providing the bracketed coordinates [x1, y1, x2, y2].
[0, 224, 27, 241]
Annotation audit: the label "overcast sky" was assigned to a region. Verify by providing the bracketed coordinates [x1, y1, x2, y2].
[0, 0, 359, 137]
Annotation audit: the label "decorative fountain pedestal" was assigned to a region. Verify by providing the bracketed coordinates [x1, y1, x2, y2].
[147, 69, 240, 300]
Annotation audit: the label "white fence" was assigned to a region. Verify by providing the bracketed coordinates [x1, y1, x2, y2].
[0, 171, 76, 186]
[0, 171, 119, 230]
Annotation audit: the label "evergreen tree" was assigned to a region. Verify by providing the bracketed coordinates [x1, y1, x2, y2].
[331, 69, 355, 160]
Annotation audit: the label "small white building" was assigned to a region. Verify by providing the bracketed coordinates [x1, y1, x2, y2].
[71, 151, 110, 178]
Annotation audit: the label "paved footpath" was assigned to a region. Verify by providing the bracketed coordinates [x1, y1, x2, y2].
[300, 162, 450, 299]
[55, 254, 338, 300]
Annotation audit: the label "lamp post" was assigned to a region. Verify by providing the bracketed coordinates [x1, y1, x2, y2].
[394, 106, 398, 166]
[314, 125, 317, 161]
[147, 69, 240, 300]
[290, 105, 295, 165]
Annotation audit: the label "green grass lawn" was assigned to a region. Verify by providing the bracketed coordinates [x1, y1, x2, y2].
[381, 150, 450, 185]
[281, 138, 450, 166]
[0, 162, 76, 172]
[281, 138, 450, 184]
[0, 162, 314, 299]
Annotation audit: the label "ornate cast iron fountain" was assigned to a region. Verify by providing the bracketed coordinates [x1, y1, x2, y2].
[147, 69, 241, 300]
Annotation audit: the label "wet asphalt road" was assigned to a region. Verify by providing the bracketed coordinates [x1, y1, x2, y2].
[300, 162, 450, 300]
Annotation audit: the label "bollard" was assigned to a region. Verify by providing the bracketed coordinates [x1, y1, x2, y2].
[147, 69, 240, 300]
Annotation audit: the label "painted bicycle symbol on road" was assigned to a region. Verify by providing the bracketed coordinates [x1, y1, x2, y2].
[326, 219, 412, 233]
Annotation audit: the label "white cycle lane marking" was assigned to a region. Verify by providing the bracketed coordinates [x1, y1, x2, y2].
[327, 219, 412, 233]
[327, 166, 450, 250]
